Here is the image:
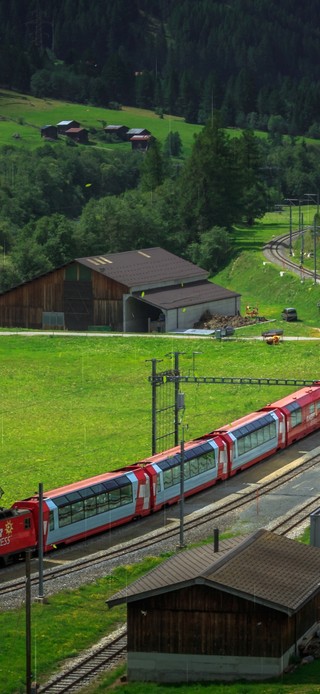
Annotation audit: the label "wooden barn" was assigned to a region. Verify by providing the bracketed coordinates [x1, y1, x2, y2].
[57, 120, 80, 134]
[40, 125, 58, 140]
[126, 127, 151, 140]
[105, 125, 129, 140]
[130, 134, 154, 151]
[65, 127, 88, 144]
[0, 248, 240, 332]
[107, 530, 320, 683]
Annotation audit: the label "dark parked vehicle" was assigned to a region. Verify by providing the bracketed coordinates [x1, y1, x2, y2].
[281, 307, 297, 321]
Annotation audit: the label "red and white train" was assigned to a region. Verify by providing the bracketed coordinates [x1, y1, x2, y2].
[1, 383, 320, 565]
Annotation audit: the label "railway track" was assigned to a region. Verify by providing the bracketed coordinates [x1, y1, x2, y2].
[264, 230, 319, 281]
[2, 450, 320, 600]
[35, 452, 320, 694]
[38, 627, 127, 694]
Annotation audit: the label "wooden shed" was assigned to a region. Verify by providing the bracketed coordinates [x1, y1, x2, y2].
[126, 127, 151, 140]
[130, 134, 154, 151]
[0, 248, 240, 332]
[40, 125, 58, 140]
[107, 530, 320, 683]
[105, 125, 129, 140]
[65, 127, 88, 144]
[57, 120, 80, 134]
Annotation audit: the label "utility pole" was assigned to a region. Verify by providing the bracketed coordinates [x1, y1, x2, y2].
[26, 549, 32, 694]
[38, 483, 44, 601]
[179, 434, 185, 549]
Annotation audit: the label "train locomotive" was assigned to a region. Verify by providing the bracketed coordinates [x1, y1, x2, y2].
[1, 383, 320, 566]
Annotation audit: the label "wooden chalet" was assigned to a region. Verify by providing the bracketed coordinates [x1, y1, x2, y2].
[65, 127, 88, 144]
[40, 125, 58, 140]
[0, 248, 240, 332]
[57, 120, 80, 134]
[107, 530, 320, 683]
[130, 134, 154, 151]
[105, 125, 129, 140]
[126, 127, 151, 140]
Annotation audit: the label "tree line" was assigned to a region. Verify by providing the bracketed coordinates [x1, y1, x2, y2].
[2, 119, 320, 291]
[1, 0, 320, 136]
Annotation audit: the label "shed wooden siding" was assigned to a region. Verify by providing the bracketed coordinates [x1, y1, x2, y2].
[128, 587, 320, 659]
[92, 271, 128, 329]
[0, 269, 64, 328]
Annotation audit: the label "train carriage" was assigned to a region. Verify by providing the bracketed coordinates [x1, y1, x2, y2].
[208, 409, 286, 476]
[12, 467, 152, 552]
[141, 435, 228, 512]
[262, 383, 320, 446]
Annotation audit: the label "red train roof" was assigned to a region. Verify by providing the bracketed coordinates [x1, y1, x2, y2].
[28, 469, 136, 500]
[264, 384, 320, 411]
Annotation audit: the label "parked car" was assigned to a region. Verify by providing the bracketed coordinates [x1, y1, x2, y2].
[281, 307, 297, 321]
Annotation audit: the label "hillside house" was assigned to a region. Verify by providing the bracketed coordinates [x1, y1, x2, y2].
[126, 127, 151, 140]
[107, 529, 320, 683]
[57, 120, 80, 134]
[105, 125, 129, 140]
[0, 247, 240, 332]
[40, 125, 58, 140]
[65, 127, 88, 144]
[130, 134, 154, 151]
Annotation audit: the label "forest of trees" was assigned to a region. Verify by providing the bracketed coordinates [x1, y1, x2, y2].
[1, 0, 320, 135]
[1, 2, 320, 292]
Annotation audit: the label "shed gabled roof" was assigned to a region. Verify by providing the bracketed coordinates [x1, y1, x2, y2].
[133, 280, 240, 309]
[77, 248, 208, 289]
[107, 529, 320, 615]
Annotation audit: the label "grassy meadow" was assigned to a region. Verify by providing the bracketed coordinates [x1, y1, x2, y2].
[0, 89, 203, 156]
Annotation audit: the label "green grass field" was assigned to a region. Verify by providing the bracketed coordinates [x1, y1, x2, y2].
[0, 89, 203, 155]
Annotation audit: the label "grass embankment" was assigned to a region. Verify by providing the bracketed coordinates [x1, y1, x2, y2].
[215, 209, 320, 336]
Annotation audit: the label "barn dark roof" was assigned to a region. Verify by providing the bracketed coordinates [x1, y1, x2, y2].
[133, 280, 240, 309]
[127, 128, 150, 136]
[107, 529, 320, 615]
[77, 248, 207, 289]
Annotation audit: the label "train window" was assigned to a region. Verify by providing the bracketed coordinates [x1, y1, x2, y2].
[84, 497, 97, 517]
[96, 492, 109, 513]
[24, 517, 31, 529]
[157, 476, 161, 493]
[237, 421, 277, 456]
[72, 500, 85, 522]
[190, 459, 199, 477]
[120, 485, 133, 505]
[185, 461, 192, 479]
[316, 400, 320, 413]
[59, 505, 72, 527]
[198, 457, 208, 473]
[163, 469, 173, 488]
[290, 408, 302, 428]
[310, 404, 315, 414]
[49, 511, 54, 531]
[109, 489, 120, 509]
[172, 466, 180, 485]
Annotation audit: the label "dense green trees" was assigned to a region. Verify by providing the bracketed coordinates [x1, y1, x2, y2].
[2, 115, 320, 291]
[2, 1, 320, 134]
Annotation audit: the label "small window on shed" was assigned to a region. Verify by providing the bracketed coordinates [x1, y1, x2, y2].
[79, 265, 91, 280]
[65, 265, 77, 281]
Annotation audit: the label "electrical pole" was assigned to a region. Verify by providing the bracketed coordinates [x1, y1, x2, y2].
[38, 483, 44, 601]
[179, 435, 185, 549]
[26, 549, 32, 694]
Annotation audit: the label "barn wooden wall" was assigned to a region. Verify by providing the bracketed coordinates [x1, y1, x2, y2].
[127, 587, 320, 658]
[0, 265, 130, 330]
